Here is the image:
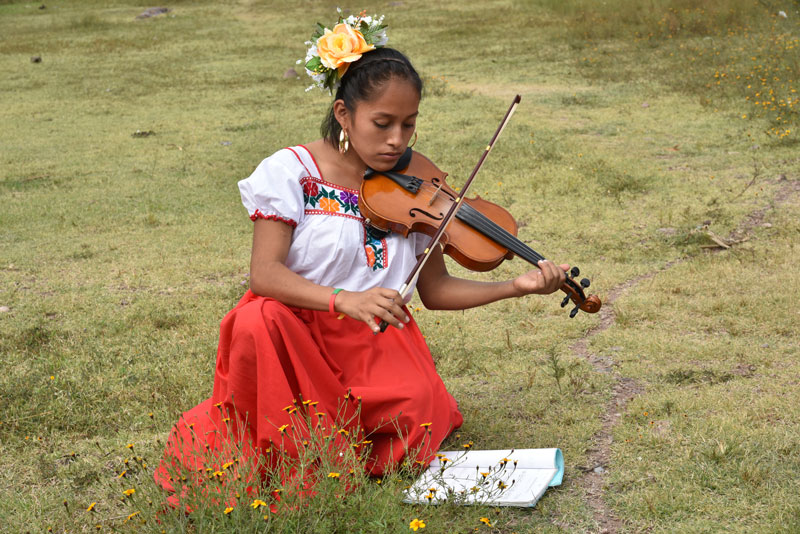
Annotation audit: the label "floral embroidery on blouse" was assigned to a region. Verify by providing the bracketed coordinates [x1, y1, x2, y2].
[363, 226, 387, 270]
[302, 178, 360, 219]
[300, 177, 388, 271]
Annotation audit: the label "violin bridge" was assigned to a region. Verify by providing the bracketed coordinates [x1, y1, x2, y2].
[427, 183, 444, 206]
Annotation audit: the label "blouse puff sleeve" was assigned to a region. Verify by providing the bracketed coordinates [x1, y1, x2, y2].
[237, 150, 304, 228]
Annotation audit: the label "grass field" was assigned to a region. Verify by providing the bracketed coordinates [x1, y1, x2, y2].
[1, 0, 799, 532]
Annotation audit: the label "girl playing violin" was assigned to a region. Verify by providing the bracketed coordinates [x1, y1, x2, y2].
[155, 11, 567, 494]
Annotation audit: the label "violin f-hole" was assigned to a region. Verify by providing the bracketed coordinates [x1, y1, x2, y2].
[408, 208, 445, 221]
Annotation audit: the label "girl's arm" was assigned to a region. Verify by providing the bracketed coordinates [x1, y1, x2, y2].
[415, 245, 568, 311]
[249, 219, 409, 332]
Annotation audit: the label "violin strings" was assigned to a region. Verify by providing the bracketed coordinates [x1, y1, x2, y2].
[456, 204, 546, 265]
[408, 181, 548, 266]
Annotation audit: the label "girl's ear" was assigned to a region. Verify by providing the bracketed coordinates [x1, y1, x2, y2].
[333, 99, 350, 129]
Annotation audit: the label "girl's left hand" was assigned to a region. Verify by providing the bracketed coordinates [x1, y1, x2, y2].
[512, 260, 569, 296]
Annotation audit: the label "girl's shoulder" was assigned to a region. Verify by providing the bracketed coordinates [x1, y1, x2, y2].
[238, 145, 321, 226]
[254, 145, 321, 181]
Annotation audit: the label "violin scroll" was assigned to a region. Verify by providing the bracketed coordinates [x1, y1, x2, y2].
[559, 266, 602, 318]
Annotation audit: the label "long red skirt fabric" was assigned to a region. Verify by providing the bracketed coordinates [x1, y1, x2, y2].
[155, 290, 463, 494]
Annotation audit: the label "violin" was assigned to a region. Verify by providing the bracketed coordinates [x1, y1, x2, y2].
[358, 148, 602, 319]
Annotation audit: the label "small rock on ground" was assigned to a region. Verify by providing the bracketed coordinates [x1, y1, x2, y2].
[137, 7, 170, 19]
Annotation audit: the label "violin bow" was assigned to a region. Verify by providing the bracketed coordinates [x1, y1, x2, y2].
[377, 94, 522, 333]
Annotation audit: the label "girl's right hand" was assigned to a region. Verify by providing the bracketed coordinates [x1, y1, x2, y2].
[334, 287, 410, 333]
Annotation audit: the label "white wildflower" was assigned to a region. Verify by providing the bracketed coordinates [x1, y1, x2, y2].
[777, 10, 787, 18]
[304, 44, 318, 63]
[374, 29, 388, 46]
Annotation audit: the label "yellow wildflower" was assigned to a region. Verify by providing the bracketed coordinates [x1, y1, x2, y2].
[409, 518, 426, 531]
[251, 499, 267, 509]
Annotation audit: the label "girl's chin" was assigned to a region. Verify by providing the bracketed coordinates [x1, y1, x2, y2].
[368, 154, 402, 171]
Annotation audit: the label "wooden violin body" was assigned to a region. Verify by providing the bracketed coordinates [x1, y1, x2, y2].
[358, 150, 602, 317]
[360, 152, 518, 272]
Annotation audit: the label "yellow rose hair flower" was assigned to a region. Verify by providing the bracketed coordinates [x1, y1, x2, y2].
[302, 8, 388, 94]
[317, 23, 374, 74]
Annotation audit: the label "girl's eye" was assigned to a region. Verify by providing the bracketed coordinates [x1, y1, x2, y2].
[403, 123, 416, 129]
[374, 122, 389, 129]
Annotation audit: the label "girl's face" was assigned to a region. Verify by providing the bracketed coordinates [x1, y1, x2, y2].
[335, 77, 420, 171]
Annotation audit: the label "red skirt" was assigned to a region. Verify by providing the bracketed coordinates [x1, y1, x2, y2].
[155, 290, 463, 494]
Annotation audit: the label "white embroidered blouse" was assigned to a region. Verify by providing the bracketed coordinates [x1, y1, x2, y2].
[238, 146, 429, 300]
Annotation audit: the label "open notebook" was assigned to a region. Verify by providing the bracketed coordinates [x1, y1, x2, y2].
[403, 448, 564, 507]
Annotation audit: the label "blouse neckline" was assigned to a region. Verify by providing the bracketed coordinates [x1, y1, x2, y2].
[296, 145, 359, 195]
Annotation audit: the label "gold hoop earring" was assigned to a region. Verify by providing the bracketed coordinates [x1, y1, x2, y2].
[338, 129, 350, 155]
[408, 130, 418, 148]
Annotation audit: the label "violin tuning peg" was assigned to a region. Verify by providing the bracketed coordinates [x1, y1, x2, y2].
[570, 266, 580, 278]
[580, 278, 591, 288]
[569, 306, 580, 318]
[561, 295, 570, 308]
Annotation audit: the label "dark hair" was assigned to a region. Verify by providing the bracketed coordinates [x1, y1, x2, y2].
[321, 47, 423, 148]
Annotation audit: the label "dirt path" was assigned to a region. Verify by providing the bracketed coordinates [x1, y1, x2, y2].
[569, 266, 672, 533]
[567, 177, 799, 533]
